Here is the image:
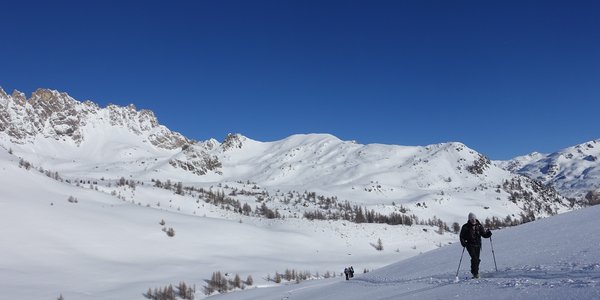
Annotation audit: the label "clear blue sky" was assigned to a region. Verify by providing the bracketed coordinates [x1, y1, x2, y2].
[1, 1, 598, 159]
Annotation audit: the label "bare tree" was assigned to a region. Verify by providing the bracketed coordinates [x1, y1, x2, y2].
[245, 275, 253, 286]
[371, 238, 384, 251]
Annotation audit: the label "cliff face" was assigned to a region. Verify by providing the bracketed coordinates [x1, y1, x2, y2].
[0, 87, 188, 149]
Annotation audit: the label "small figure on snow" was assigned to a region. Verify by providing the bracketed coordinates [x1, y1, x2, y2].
[459, 212, 492, 279]
[344, 266, 355, 280]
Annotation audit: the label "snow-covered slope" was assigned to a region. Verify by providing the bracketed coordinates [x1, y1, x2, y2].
[0, 147, 454, 300]
[0, 87, 590, 299]
[0, 88, 577, 229]
[190, 133, 573, 225]
[500, 140, 600, 201]
[210, 204, 600, 300]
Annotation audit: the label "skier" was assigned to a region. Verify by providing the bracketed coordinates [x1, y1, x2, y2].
[349, 266, 354, 278]
[344, 267, 349, 280]
[459, 212, 492, 278]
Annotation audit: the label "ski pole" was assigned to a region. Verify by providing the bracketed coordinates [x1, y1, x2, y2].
[455, 247, 465, 281]
[490, 236, 498, 272]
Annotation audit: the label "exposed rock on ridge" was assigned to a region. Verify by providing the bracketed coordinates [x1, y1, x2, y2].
[0, 87, 188, 149]
[501, 139, 600, 201]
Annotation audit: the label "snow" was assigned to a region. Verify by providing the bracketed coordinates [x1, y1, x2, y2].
[1, 89, 580, 226]
[209, 204, 600, 300]
[0, 90, 597, 299]
[0, 148, 453, 299]
[503, 139, 600, 199]
[4, 128, 545, 226]
[1, 142, 598, 299]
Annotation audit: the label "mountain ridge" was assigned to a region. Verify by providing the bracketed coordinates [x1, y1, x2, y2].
[0, 87, 591, 225]
[500, 139, 600, 201]
[0, 87, 189, 149]
[0, 87, 597, 299]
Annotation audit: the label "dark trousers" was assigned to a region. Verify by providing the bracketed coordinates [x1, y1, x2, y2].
[466, 245, 481, 276]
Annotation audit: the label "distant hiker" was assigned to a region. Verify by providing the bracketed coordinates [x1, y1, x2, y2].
[349, 266, 354, 278]
[459, 212, 492, 278]
[344, 267, 349, 280]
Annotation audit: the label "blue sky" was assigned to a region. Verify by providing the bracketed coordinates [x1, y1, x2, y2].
[1, 1, 598, 159]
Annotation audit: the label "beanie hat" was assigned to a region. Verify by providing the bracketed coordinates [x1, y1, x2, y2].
[468, 212, 476, 221]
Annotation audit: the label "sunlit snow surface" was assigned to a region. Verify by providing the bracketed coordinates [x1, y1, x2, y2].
[1, 139, 598, 299]
[0, 96, 596, 299]
[211, 204, 600, 300]
[0, 148, 453, 299]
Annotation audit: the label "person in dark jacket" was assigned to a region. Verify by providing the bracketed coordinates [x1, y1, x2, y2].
[344, 267, 349, 280]
[459, 212, 492, 278]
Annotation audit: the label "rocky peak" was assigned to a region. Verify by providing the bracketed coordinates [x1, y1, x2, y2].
[82, 100, 100, 110]
[221, 133, 246, 151]
[11, 90, 27, 105]
[29, 88, 68, 103]
[138, 109, 160, 129]
[169, 144, 223, 175]
[0, 87, 189, 149]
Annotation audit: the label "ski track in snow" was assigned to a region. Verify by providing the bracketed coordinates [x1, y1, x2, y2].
[351, 262, 600, 299]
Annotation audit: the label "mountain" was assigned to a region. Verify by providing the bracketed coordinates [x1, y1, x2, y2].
[188, 133, 574, 225]
[0, 87, 591, 299]
[499, 140, 600, 202]
[0, 87, 188, 149]
[0, 134, 455, 300]
[0, 88, 577, 228]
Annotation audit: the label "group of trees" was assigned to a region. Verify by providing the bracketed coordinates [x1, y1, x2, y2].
[200, 268, 332, 297]
[303, 199, 554, 233]
[203, 271, 253, 296]
[143, 282, 195, 300]
[159, 219, 175, 237]
[117, 177, 137, 189]
[151, 179, 285, 219]
[466, 154, 491, 175]
[267, 269, 336, 284]
[19, 157, 63, 183]
[18, 158, 32, 170]
[502, 177, 570, 218]
[149, 179, 482, 233]
[304, 202, 417, 227]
